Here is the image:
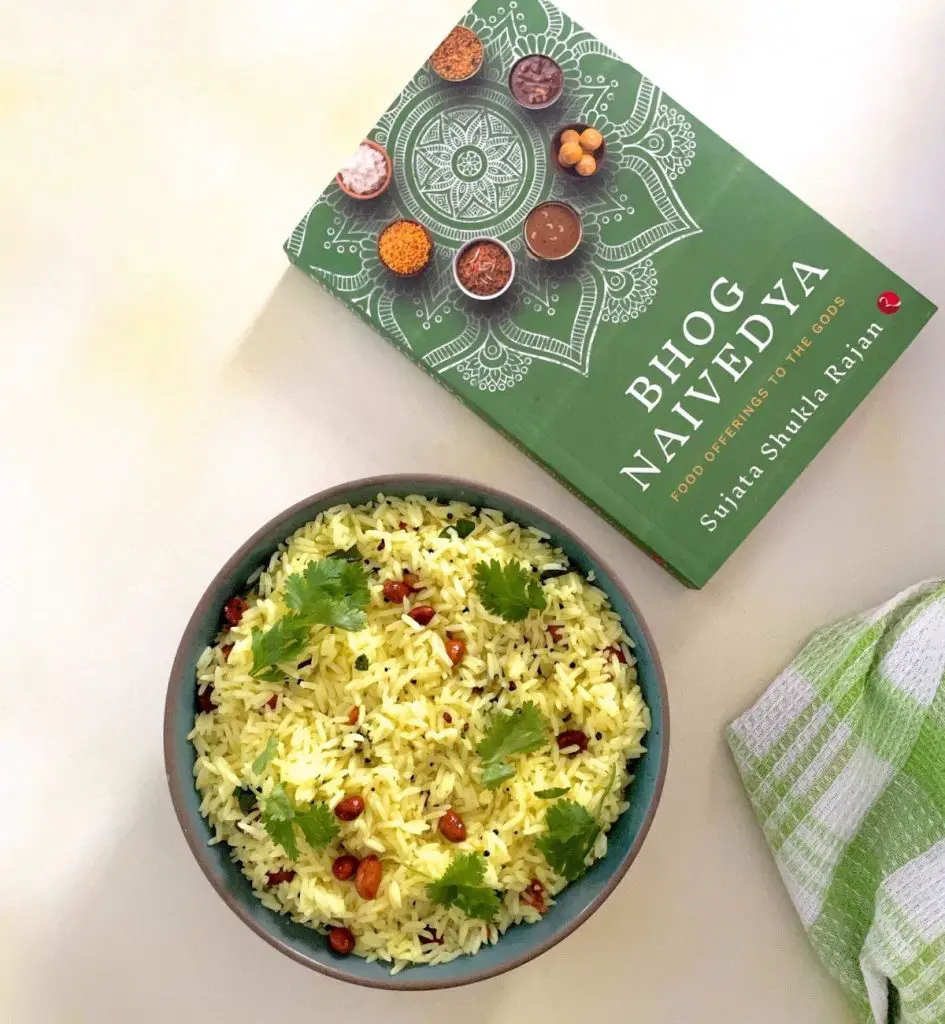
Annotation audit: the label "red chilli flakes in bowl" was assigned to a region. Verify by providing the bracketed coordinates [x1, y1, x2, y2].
[456, 241, 512, 297]
[430, 26, 484, 81]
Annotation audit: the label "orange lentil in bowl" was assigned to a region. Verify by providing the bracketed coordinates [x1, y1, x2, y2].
[378, 220, 432, 276]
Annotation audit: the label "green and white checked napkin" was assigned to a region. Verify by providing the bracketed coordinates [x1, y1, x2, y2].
[728, 580, 945, 1024]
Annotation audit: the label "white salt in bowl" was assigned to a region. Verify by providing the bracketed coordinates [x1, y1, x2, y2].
[336, 141, 392, 201]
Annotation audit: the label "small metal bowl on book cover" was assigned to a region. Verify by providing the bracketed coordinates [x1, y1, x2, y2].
[524, 201, 583, 262]
[452, 237, 516, 300]
[508, 53, 565, 109]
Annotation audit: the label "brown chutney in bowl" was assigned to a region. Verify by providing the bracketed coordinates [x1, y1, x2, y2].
[509, 55, 564, 109]
[524, 202, 583, 261]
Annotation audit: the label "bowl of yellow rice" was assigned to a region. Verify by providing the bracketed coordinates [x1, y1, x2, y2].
[164, 475, 668, 988]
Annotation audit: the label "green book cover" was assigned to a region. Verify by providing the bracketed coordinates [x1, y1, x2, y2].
[284, 0, 936, 588]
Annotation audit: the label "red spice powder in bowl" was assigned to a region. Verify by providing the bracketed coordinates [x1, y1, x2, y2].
[430, 25, 484, 82]
[452, 238, 515, 300]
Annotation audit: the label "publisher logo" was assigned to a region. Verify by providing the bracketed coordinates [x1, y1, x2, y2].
[877, 291, 902, 315]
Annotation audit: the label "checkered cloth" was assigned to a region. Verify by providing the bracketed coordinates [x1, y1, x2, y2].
[728, 580, 945, 1024]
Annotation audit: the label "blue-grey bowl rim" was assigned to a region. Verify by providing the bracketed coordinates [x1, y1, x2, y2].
[164, 474, 669, 990]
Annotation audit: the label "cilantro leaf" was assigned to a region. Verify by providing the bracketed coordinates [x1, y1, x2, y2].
[284, 556, 344, 608]
[430, 851, 484, 888]
[252, 736, 279, 774]
[258, 784, 336, 860]
[594, 764, 618, 817]
[474, 560, 546, 621]
[536, 768, 619, 881]
[535, 786, 570, 799]
[236, 787, 257, 814]
[250, 558, 371, 679]
[480, 761, 516, 789]
[354, 654, 369, 671]
[427, 853, 501, 922]
[440, 520, 476, 540]
[477, 702, 550, 789]
[261, 816, 298, 860]
[261, 783, 293, 820]
[260, 784, 299, 860]
[250, 616, 311, 679]
[294, 802, 339, 849]
[453, 884, 502, 922]
[328, 546, 361, 563]
[535, 801, 601, 881]
[284, 558, 370, 632]
[256, 667, 286, 683]
[545, 800, 598, 843]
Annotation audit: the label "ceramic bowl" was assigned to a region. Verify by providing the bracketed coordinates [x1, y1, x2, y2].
[452, 237, 516, 300]
[377, 219, 434, 278]
[336, 140, 392, 201]
[552, 124, 607, 179]
[164, 475, 669, 990]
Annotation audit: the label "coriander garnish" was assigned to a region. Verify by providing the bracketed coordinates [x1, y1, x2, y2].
[426, 853, 501, 922]
[440, 520, 475, 540]
[473, 559, 546, 622]
[534, 786, 570, 799]
[327, 545, 361, 563]
[477, 702, 550, 788]
[251, 735, 279, 774]
[249, 557, 371, 679]
[236, 787, 257, 814]
[259, 783, 339, 860]
[535, 766, 618, 881]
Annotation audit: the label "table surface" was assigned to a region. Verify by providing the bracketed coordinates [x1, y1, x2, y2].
[2, 1, 942, 1021]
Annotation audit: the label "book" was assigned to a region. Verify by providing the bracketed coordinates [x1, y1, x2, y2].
[284, 0, 937, 587]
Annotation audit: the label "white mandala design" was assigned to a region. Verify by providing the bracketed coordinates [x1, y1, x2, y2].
[413, 107, 527, 223]
[390, 80, 547, 243]
[288, 0, 704, 395]
[641, 104, 697, 181]
[602, 260, 658, 323]
[456, 333, 531, 391]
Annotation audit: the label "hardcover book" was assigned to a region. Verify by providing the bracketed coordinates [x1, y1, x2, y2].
[285, 0, 936, 587]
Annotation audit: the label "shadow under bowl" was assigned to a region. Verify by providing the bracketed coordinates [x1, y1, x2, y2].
[164, 475, 669, 990]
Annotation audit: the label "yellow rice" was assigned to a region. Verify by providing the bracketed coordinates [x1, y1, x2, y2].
[189, 495, 649, 971]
